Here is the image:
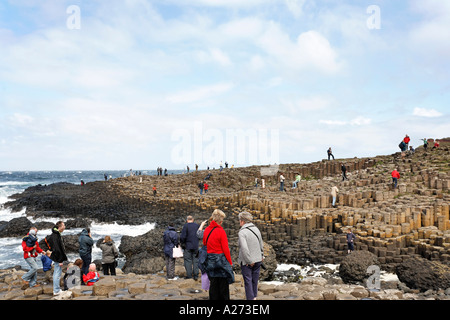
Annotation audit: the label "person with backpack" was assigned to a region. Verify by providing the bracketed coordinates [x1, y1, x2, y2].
[79, 228, 94, 277]
[21, 226, 46, 289]
[238, 211, 264, 300]
[46, 221, 68, 296]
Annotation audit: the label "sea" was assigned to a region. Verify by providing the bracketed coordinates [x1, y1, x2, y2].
[0, 169, 182, 270]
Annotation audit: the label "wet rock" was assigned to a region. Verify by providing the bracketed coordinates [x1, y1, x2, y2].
[338, 251, 379, 284]
[0, 217, 33, 238]
[396, 256, 450, 292]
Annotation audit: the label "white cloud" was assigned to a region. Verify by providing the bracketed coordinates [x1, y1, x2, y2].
[319, 120, 347, 126]
[409, 0, 450, 59]
[166, 82, 235, 104]
[257, 23, 342, 74]
[285, 0, 306, 18]
[350, 116, 372, 126]
[319, 117, 371, 126]
[413, 107, 443, 118]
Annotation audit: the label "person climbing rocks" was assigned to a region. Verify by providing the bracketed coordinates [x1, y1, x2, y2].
[391, 169, 400, 188]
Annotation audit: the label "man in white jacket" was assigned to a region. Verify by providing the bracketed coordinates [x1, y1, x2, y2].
[238, 211, 264, 300]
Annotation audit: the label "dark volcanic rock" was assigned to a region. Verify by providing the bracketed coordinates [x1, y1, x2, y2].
[122, 252, 166, 274]
[0, 217, 33, 238]
[338, 250, 380, 284]
[396, 256, 450, 292]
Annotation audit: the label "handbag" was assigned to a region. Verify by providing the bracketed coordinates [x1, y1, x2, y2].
[201, 272, 210, 290]
[172, 245, 184, 258]
[198, 227, 216, 273]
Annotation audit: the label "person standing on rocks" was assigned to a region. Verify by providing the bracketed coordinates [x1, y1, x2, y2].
[100, 236, 119, 276]
[238, 211, 264, 300]
[331, 185, 339, 208]
[181, 216, 200, 280]
[163, 224, 180, 280]
[292, 173, 301, 189]
[347, 229, 356, 254]
[279, 173, 285, 191]
[422, 138, 428, 151]
[21, 226, 46, 289]
[47, 221, 68, 296]
[79, 228, 94, 277]
[204, 181, 209, 194]
[327, 147, 335, 160]
[198, 181, 204, 195]
[391, 169, 400, 188]
[403, 135, 410, 149]
[341, 163, 348, 181]
[203, 209, 234, 300]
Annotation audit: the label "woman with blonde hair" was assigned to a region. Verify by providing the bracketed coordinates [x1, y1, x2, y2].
[99, 236, 119, 276]
[202, 209, 234, 300]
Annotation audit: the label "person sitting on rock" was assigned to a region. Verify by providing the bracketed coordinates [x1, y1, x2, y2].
[82, 263, 100, 286]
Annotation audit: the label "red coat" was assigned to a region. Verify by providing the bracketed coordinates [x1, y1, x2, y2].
[83, 272, 100, 286]
[391, 170, 400, 179]
[403, 136, 410, 144]
[203, 220, 232, 265]
[22, 234, 43, 259]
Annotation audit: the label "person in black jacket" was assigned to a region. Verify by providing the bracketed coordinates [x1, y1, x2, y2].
[47, 221, 67, 296]
[180, 216, 200, 280]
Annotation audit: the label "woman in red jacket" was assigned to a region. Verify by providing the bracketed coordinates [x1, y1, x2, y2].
[203, 209, 233, 300]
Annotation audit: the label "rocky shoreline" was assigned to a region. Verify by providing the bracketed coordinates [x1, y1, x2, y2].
[1, 257, 449, 301]
[1, 139, 450, 300]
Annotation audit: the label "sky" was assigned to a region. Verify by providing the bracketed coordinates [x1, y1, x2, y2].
[0, 0, 449, 171]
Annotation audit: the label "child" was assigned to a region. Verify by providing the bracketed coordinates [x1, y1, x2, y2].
[153, 186, 157, 196]
[82, 263, 100, 286]
[41, 252, 53, 284]
[22, 229, 38, 257]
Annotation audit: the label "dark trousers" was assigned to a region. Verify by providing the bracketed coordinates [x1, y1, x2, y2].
[165, 256, 176, 279]
[102, 262, 116, 275]
[241, 262, 261, 300]
[209, 277, 230, 300]
[80, 253, 91, 276]
[184, 249, 199, 279]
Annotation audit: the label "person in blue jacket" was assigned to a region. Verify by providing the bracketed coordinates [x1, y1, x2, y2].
[163, 225, 180, 280]
[41, 253, 53, 284]
[78, 228, 94, 277]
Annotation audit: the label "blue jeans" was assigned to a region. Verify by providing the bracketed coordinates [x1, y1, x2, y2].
[53, 262, 62, 294]
[241, 262, 262, 300]
[280, 182, 284, 191]
[22, 257, 39, 287]
[332, 196, 336, 206]
[392, 178, 398, 188]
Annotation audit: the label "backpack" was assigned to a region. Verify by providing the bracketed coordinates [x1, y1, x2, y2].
[42, 234, 53, 251]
